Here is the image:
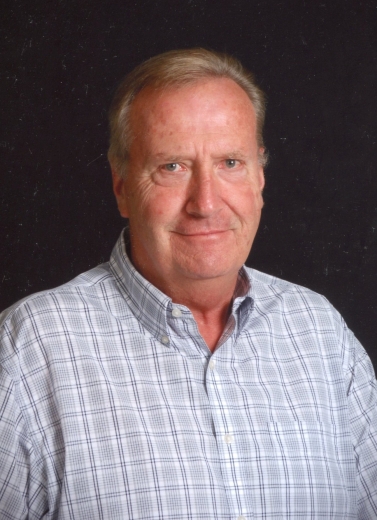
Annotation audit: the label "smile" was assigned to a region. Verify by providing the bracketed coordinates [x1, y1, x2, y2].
[174, 230, 230, 237]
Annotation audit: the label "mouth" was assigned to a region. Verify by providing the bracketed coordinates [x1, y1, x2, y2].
[173, 229, 230, 237]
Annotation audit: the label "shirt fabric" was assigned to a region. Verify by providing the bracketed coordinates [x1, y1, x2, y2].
[1, 231, 377, 520]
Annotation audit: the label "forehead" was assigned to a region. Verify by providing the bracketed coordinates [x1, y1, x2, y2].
[129, 78, 257, 135]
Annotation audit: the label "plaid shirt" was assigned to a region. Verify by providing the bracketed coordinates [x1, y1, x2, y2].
[1, 231, 376, 519]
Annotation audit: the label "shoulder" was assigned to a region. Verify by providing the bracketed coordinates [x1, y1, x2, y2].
[0, 262, 132, 369]
[1, 261, 127, 322]
[1, 263, 109, 322]
[243, 266, 364, 368]
[245, 266, 334, 311]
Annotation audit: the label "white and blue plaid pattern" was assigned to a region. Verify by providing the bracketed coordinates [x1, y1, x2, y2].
[1, 231, 376, 519]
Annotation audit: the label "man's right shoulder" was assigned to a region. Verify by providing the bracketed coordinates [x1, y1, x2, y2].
[0, 261, 131, 334]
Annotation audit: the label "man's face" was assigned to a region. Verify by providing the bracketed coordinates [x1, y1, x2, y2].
[112, 77, 265, 294]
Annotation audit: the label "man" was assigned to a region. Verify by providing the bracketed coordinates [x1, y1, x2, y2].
[0, 49, 376, 519]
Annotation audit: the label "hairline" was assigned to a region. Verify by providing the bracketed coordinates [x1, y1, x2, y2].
[108, 49, 268, 177]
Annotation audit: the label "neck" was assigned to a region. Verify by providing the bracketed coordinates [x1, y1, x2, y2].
[128, 244, 240, 352]
[157, 274, 238, 353]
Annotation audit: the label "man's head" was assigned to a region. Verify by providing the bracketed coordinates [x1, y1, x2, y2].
[108, 48, 267, 179]
[109, 49, 266, 299]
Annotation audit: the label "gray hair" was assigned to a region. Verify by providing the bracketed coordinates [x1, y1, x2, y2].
[108, 48, 267, 177]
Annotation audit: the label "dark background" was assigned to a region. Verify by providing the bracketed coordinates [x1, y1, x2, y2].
[2, 1, 377, 368]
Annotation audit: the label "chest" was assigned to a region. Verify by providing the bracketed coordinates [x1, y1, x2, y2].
[36, 326, 356, 519]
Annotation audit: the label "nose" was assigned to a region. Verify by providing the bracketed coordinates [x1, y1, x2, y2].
[185, 167, 222, 218]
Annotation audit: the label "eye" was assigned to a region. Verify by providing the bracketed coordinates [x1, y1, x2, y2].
[164, 163, 179, 172]
[224, 159, 238, 168]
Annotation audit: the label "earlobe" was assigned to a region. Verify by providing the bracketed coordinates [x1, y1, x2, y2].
[111, 165, 130, 218]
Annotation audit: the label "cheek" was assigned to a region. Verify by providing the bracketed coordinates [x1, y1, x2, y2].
[135, 186, 186, 225]
[126, 179, 159, 219]
[228, 187, 263, 219]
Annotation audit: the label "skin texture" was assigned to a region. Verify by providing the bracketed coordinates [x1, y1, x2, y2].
[112, 78, 265, 350]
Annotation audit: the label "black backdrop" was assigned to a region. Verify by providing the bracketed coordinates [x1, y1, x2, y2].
[2, 1, 377, 368]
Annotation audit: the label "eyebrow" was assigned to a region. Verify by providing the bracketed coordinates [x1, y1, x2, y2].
[152, 150, 250, 162]
[154, 154, 182, 162]
[224, 150, 249, 159]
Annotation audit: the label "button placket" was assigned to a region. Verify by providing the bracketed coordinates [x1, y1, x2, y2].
[205, 347, 250, 517]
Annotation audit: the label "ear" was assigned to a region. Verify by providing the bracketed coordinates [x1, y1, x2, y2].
[111, 164, 130, 218]
[258, 147, 266, 190]
[258, 166, 265, 191]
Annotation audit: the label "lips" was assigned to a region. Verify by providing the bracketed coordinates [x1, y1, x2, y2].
[176, 230, 227, 236]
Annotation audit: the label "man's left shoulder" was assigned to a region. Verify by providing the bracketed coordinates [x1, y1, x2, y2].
[245, 266, 334, 311]
[243, 266, 367, 370]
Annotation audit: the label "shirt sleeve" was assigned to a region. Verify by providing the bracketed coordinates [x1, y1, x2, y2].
[345, 327, 377, 518]
[0, 313, 48, 520]
[0, 365, 31, 519]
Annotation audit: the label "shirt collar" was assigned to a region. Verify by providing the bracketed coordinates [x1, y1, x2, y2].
[109, 229, 255, 343]
[109, 230, 172, 343]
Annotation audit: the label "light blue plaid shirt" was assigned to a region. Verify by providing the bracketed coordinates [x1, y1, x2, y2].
[1, 231, 377, 519]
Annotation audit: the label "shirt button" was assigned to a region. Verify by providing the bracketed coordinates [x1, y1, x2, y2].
[161, 335, 169, 345]
[224, 434, 233, 444]
[209, 359, 216, 370]
[171, 307, 182, 318]
[237, 516, 246, 520]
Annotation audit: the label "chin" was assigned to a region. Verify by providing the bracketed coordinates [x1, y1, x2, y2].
[178, 258, 241, 281]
